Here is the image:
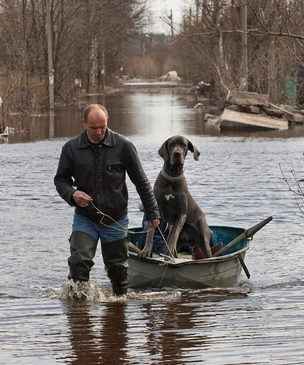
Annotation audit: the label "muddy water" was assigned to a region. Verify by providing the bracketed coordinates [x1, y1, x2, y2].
[1, 92, 304, 364]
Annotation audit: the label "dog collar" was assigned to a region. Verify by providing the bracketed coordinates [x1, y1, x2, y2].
[160, 169, 184, 181]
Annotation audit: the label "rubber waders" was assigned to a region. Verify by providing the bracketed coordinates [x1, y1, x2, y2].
[68, 231, 98, 282]
[101, 237, 129, 296]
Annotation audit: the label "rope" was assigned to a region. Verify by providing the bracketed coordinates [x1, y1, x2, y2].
[90, 201, 153, 235]
[90, 201, 176, 289]
[90, 201, 176, 258]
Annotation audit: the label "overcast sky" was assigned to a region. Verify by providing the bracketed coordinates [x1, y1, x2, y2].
[146, 0, 190, 33]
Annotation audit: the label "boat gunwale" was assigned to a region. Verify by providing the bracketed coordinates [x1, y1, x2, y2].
[128, 242, 249, 269]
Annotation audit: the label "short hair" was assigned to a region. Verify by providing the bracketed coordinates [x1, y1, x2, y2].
[83, 104, 109, 122]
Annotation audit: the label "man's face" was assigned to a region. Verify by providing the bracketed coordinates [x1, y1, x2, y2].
[83, 109, 108, 143]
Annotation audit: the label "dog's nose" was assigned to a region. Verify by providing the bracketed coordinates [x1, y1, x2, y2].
[173, 151, 181, 158]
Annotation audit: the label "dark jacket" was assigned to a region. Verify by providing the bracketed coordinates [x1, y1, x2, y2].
[54, 128, 160, 225]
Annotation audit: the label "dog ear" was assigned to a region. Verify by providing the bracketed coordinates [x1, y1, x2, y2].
[158, 140, 169, 162]
[187, 140, 200, 161]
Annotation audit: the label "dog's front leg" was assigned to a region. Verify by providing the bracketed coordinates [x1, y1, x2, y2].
[166, 214, 187, 257]
[138, 228, 155, 258]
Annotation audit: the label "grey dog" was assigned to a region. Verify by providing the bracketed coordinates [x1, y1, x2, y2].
[139, 135, 212, 259]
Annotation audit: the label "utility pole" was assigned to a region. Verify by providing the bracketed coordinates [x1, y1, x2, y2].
[46, 0, 54, 111]
[168, 9, 173, 37]
[196, 0, 199, 22]
[240, 0, 248, 91]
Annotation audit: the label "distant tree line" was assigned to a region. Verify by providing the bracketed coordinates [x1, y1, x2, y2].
[0, 0, 158, 114]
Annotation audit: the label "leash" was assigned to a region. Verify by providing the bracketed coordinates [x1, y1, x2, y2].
[90, 201, 175, 289]
[90, 201, 152, 235]
[157, 224, 175, 262]
[90, 201, 174, 258]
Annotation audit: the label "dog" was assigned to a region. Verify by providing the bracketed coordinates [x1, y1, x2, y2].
[139, 135, 212, 259]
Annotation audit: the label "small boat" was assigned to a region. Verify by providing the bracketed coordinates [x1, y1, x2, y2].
[128, 217, 272, 289]
[0, 126, 14, 138]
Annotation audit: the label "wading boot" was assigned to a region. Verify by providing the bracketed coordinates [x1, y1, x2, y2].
[101, 237, 129, 296]
[68, 231, 98, 282]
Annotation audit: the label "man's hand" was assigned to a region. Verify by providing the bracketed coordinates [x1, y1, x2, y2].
[148, 219, 160, 229]
[72, 190, 93, 207]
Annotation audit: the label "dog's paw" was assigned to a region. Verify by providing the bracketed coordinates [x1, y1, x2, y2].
[138, 248, 152, 259]
[165, 247, 178, 258]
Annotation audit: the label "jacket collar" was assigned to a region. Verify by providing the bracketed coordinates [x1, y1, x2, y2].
[103, 128, 116, 146]
[78, 128, 116, 148]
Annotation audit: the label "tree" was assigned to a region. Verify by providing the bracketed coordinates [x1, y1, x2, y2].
[0, 0, 150, 112]
[171, 0, 304, 106]
[280, 163, 304, 218]
[0, 0, 47, 113]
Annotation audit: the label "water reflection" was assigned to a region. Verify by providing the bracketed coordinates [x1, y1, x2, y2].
[139, 300, 208, 363]
[61, 289, 248, 365]
[1, 285, 302, 364]
[3, 91, 304, 144]
[64, 301, 127, 364]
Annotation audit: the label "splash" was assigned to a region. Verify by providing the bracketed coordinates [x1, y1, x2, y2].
[41, 280, 182, 302]
[59, 280, 111, 301]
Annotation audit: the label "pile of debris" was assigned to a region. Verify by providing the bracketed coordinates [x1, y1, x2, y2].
[158, 71, 182, 82]
[218, 91, 304, 130]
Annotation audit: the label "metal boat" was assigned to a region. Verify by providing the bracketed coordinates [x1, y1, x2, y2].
[128, 217, 272, 289]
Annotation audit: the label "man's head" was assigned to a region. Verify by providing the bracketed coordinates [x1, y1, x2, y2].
[82, 104, 109, 143]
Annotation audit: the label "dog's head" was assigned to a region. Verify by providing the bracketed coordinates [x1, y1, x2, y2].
[158, 135, 200, 166]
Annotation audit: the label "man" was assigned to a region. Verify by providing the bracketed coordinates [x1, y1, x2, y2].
[54, 104, 160, 296]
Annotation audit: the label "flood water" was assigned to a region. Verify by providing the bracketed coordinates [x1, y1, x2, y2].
[1, 91, 304, 364]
